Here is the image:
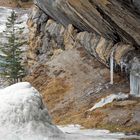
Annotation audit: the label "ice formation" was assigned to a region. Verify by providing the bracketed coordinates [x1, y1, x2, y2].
[0, 82, 62, 140]
[88, 92, 129, 111]
[110, 50, 114, 85]
[130, 62, 140, 97]
[58, 125, 140, 140]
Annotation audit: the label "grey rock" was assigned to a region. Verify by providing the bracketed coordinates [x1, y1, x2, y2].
[28, 3, 140, 77]
[35, 0, 140, 47]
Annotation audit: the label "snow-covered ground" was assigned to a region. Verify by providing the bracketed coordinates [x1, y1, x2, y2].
[0, 6, 29, 46]
[88, 92, 128, 111]
[0, 7, 28, 33]
[59, 125, 140, 140]
[0, 82, 139, 140]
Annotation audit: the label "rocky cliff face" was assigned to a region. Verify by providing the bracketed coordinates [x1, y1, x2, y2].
[25, 3, 140, 133]
[35, 0, 140, 46]
[36, 0, 140, 46]
[31, 0, 140, 76]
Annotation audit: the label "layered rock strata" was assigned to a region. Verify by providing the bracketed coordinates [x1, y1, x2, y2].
[35, 0, 140, 47]
[27, 4, 140, 76]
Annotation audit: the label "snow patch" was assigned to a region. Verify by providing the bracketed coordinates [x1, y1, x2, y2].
[0, 7, 28, 33]
[88, 92, 129, 111]
[58, 125, 140, 140]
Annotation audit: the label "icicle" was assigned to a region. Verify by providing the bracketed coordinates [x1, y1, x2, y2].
[110, 50, 114, 85]
[120, 61, 124, 73]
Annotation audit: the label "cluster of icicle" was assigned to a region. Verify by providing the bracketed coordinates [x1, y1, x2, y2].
[110, 47, 140, 97]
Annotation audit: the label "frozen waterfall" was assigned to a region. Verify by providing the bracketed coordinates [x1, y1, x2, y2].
[130, 62, 140, 97]
[0, 82, 62, 140]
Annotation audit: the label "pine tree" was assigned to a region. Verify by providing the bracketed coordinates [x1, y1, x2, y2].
[0, 10, 26, 85]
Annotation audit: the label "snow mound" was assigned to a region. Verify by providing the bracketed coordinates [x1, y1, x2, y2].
[89, 92, 129, 111]
[0, 82, 62, 140]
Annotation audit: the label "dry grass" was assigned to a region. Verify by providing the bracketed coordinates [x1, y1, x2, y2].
[54, 109, 107, 129]
[54, 104, 140, 133]
[18, 1, 33, 8]
[41, 78, 71, 109]
[99, 123, 140, 133]
[0, 0, 33, 8]
[99, 0, 111, 5]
